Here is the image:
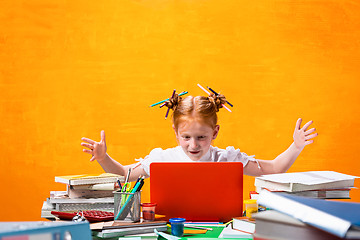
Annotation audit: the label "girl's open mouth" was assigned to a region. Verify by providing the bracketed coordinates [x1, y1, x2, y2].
[189, 150, 200, 155]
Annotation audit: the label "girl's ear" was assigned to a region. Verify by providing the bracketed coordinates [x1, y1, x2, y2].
[173, 125, 178, 137]
[212, 125, 220, 140]
[173, 125, 180, 144]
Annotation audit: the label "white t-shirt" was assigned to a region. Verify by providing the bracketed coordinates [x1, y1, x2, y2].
[137, 145, 256, 176]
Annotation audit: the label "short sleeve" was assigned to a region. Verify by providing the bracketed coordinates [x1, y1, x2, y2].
[215, 146, 256, 167]
[136, 148, 164, 176]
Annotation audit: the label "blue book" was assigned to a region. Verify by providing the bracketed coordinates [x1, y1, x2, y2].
[258, 190, 360, 239]
[0, 221, 91, 240]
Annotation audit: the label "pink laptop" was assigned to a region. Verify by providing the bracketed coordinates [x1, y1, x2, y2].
[150, 162, 243, 222]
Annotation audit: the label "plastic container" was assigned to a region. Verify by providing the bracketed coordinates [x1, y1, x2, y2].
[244, 199, 258, 219]
[141, 203, 157, 221]
[169, 218, 186, 237]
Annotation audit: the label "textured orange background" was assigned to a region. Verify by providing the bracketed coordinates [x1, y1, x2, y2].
[0, 1, 359, 221]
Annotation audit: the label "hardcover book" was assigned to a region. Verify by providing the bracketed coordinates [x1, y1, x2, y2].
[55, 173, 124, 186]
[257, 190, 360, 239]
[253, 210, 346, 240]
[255, 171, 357, 192]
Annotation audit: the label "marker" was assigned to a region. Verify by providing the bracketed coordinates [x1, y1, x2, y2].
[117, 179, 122, 191]
[136, 177, 145, 192]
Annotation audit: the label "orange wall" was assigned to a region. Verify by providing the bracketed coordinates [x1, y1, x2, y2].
[1, 0, 359, 221]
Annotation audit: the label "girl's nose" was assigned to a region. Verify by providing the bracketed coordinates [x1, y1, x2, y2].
[189, 138, 199, 148]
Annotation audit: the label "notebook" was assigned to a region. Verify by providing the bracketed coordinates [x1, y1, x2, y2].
[150, 162, 243, 222]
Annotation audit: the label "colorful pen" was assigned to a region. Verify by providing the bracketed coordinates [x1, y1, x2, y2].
[184, 225, 213, 231]
[197, 84, 232, 113]
[115, 176, 144, 220]
[165, 89, 176, 119]
[150, 91, 188, 107]
[117, 179, 122, 191]
[207, 86, 233, 107]
[197, 84, 210, 95]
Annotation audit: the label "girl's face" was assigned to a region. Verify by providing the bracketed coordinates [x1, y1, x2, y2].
[174, 119, 219, 161]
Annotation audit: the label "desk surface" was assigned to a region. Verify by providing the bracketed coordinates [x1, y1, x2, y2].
[111, 226, 253, 240]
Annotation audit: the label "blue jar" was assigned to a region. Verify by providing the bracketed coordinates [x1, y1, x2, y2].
[169, 218, 186, 237]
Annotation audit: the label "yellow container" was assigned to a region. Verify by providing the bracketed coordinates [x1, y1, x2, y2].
[244, 199, 258, 219]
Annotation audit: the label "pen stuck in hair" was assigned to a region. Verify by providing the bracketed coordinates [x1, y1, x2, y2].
[165, 89, 176, 119]
[207, 86, 233, 107]
[150, 91, 188, 107]
[197, 84, 232, 113]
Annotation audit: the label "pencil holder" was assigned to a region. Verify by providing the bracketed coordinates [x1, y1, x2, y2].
[114, 191, 141, 222]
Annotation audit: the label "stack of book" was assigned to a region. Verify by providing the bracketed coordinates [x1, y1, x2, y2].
[254, 190, 360, 240]
[219, 217, 255, 238]
[90, 220, 167, 239]
[254, 171, 357, 199]
[41, 173, 124, 220]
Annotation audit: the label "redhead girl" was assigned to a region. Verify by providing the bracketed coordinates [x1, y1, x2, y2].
[81, 92, 318, 182]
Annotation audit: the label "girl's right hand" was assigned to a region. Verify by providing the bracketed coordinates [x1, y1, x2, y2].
[81, 130, 107, 162]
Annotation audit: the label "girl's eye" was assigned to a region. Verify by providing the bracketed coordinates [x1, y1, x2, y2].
[198, 136, 206, 140]
[183, 136, 190, 140]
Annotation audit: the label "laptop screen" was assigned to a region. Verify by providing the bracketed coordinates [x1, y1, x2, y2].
[150, 162, 243, 222]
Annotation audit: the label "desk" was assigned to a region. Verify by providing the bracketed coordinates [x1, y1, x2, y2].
[105, 226, 253, 240]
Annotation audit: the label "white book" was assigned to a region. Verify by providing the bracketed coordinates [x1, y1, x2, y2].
[255, 171, 357, 192]
[95, 223, 168, 238]
[253, 210, 342, 240]
[256, 186, 352, 199]
[232, 217, 255, 233]
[50, 195, 114, 204]
[41, 199, 56, 219]
[257, 190, 360, 239]
[67, 188, 114, 199]
[55, 173, 124, 186]
[218, 224, 253, 239]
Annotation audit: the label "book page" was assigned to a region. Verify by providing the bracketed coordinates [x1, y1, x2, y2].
[259, 171, 357, 185]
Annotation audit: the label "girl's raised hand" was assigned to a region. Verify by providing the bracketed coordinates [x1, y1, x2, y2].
[81, 130, 107, 162]
[293, 118, 318, 150]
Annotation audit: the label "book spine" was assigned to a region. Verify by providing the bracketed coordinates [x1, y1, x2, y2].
[70, 177, 120, 186]
[68, 189, 114, 199]
[49, 197, 114, 204]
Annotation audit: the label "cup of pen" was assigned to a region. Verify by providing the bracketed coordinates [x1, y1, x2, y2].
[114, 191, 141, 222]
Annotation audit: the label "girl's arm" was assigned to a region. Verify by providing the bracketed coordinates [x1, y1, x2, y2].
[81, 130, 148, 182]
[244, 118, 318, 177]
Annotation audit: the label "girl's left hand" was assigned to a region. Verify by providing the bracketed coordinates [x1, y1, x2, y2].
[293, 118, 318, 150]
